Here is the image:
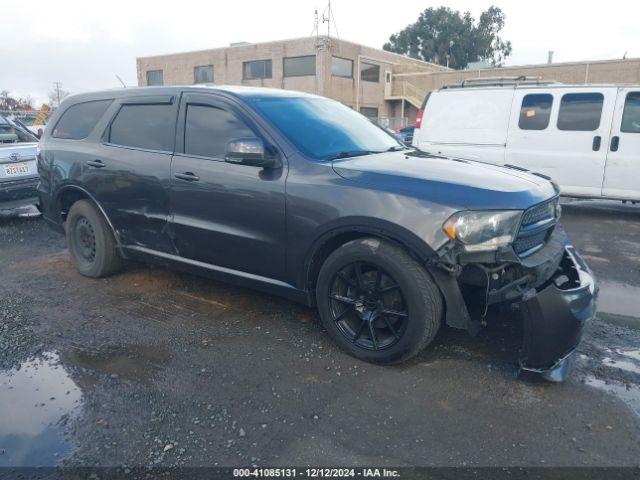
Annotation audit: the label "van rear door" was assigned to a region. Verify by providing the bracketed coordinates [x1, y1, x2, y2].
[602, 88, 640, 200]
[506, 87, 616, 198]
[415, 88, 513, 163]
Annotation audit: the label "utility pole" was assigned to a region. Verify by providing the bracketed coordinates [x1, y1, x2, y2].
[53, 81, 63, 107]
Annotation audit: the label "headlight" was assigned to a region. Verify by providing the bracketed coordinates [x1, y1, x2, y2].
[443, 210, 523, 252]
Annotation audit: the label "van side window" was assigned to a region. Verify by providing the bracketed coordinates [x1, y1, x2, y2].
[52, 100, 113, 140]
[621, 92, 640, 134]
[184, 104, 254, 159]
[518, 94, 553, 130]
[557, 93, 604, 131]
[108, 104, 175, 152]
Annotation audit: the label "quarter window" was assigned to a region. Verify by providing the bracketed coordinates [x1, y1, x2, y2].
[52, 100, 113, 140]
[146, 70, 164, 86]
[184, 104, 254, 159]
[360, 62, 380, 83]
[331, 56, 353, 78]
[621, 92, 640, 134]
[519, 94, 553, 130]
[243, 60, 272, 80]
[194, 65, 214, 84]
[108, 104, 175, 151]
[557, 93, 604, 131]
[283, 55, 316, 77]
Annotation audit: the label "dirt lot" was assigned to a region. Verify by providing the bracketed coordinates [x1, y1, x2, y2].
[0, 200, 639, 468]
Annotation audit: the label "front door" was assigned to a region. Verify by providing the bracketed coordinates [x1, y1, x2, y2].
[506, 88, 616, 197]
[603, 88, 640, 200]
[169, 93, 287, 280]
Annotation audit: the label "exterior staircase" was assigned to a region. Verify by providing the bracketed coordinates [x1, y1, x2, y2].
[384, 79, 426, 108]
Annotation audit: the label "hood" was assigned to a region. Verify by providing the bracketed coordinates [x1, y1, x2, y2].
[332, 151, 557, 211]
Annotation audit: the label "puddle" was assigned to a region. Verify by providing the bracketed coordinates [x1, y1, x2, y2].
[63, 344, 170, 384]
[597, 281, 640, 319]
[585, 376, 640, 418]
[0, 353, 81, 466]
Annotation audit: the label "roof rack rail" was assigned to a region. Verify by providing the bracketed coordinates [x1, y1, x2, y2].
[442, 76, 560, 89]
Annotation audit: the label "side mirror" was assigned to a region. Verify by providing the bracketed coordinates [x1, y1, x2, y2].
[225, 137, 279, 169]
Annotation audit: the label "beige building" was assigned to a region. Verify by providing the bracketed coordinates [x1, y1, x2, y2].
[137, 36, 640, 127]
[136, 36, 446, 128]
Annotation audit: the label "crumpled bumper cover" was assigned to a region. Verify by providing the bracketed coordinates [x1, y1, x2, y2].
[518, 245, 597, 382]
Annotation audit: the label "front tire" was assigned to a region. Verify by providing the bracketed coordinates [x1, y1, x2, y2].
[316, 238, 443, 364]
[66, 199, 122, 278]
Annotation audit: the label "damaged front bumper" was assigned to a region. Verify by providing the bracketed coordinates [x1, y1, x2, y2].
[518, 246, 597, 381]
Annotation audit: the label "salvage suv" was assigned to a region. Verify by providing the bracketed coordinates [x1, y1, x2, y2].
[37, 86, 597, 381]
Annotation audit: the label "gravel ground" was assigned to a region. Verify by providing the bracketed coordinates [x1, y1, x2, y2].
[0, 201, 639, 468]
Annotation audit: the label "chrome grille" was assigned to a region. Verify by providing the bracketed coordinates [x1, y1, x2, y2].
[514, 198, 559, 257]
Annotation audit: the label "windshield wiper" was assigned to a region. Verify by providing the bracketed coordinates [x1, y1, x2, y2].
[327, 150, 376, 160]
[385, 145, 408, 152]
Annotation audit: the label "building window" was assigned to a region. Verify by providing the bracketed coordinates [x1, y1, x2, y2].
[146, 70, 164, 86]
[194, 65, 214, 84]
[557, 93, 604, 131]
[621, 92, 640, 134]
[519, 94, 553, 130]
[243, 60, 273, 80]
[283, 55, 316, 77]
[331, 56, 353, 78]
[360, 107, 379, 119]
[360, 62, 380, 83]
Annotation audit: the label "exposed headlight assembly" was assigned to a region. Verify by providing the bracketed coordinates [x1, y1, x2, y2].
[443, 210, 523, 252]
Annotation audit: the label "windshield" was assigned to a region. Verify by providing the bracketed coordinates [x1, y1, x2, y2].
[248, 96, 402, 160]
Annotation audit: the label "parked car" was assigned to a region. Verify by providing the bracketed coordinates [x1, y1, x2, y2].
[0, 115, 40, 211]
[396, 124, 416, 146]
[37, 86, 597, 381]
[412, 77, 640, 201]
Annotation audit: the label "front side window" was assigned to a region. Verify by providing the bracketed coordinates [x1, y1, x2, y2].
[519, 94, 553, 130]
[108, 104, 175, 151]
[283, 55, 316, 77]
[557, 93, 604, 131]
[332, 56, 353, 78]
[52, 100, 113, 140]
[184, 104, 253, 159]
[194, 65, 214, 84]
[146, 70, 164, 86]
[360, 62, 380, 83]
[621, 92, 640, 134]
[243, 60, 272, 80]
[249, 97, 400, 161]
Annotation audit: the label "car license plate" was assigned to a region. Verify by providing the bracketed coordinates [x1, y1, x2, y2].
[3, 162, 29, 176]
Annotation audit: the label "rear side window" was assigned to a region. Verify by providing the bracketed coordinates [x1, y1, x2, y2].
[557, 93, 604, 131]
[519, 94, 553, 130]
[52, 100, 113, 139]
[184, 104, 253, 159]
[621, 92, 640, 133]
[108, 104, 175, 152]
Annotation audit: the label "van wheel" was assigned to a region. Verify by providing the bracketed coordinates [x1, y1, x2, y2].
[316, 238, 443, 364]
[66, 200, 122, 278]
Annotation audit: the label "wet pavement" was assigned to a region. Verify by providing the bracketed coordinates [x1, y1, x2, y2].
[0, 200, 639, 467]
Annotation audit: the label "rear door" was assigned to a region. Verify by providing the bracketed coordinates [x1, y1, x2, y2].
[91, 95, 177, 253]
[169, 93, 287, 280]
[602, 88, 640, 200]
[506, 87, 616, 197]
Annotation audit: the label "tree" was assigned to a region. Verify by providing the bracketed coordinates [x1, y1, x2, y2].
[0, 90, 35, 111]
[383, 6, 512, 69]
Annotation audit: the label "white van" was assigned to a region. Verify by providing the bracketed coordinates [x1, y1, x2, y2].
[412, 77, 640, 201]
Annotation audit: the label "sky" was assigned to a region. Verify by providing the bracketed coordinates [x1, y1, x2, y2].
[2, 0, 639, 105]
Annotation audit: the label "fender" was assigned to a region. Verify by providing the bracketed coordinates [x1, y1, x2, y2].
[301, 216, 438, 292]
[53, 184, 122, 246]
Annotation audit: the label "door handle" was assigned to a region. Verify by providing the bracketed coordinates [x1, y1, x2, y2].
[86, 159, 106, 168]
[611, 136, 620, 152]
[174, 172, 200, 182]
[592, 136, 602, 151]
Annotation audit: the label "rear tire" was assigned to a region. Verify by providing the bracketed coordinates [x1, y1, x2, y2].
[316, 237, 443, 364]
[66, 199, 122, 278]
